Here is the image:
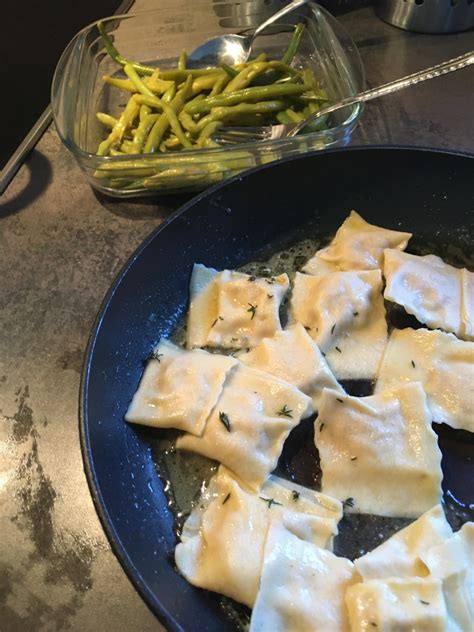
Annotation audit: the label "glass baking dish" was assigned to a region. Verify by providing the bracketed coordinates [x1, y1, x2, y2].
[51, 1, 364, 197]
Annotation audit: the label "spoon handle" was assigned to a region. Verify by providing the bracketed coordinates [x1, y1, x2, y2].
[290, 50, 474, 136]
[253, 0, 310, 39]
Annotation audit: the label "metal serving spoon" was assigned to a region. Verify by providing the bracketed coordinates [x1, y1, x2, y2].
[187, 0, 309, 68]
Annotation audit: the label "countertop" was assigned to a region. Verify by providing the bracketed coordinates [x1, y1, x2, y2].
[0, 4, 473, 631]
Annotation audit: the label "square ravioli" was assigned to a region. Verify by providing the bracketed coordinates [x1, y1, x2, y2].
[315, 384, 443, 517]
[239, 323, 343, 414]
[375, 327, 474, 433]
[355, 505, 452, 580]
[186, 263, 289, 349]
[420, 522, 474, 632]
[175, 467, 342, 608]
[346, 578, 448, 632]
[176, 364, 311, 489]
[250, 520, 357, 632]
[289, 270, 387, 380]
[384, 249, 474, 341]
[303, 210, 411, 274]
[125, 339, 237, 434]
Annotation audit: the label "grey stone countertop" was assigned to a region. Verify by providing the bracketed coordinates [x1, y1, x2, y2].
[0, 6, 473, 631]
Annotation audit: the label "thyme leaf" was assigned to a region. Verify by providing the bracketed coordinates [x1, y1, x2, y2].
[335, 346, 342, 353]
[277, 404, 293, 418]
[259, 496, 283, 509]
[351, 456, 358, 461]
[336, 398, 344, 404]
[319, 422, 325, 432]
[222, 492, 231, 505]
[353, 311, 359, 317]
[420, 600, 430, 606]
[267, 294, 274, 299]
[151, 351, 163, 362]
[219, 411, 231, 432]
[343, 497, 354, 508]
[331, 323, 336, 335]
[247, 303, 257, 320]
[411, 360, 416, 368]
[292, 490, 300, 501]
[304, 326, 312, 332]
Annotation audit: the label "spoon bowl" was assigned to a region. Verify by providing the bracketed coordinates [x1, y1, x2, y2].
[187, 0, 309, 67]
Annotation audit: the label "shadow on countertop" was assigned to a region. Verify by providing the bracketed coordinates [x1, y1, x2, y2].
[0, 151, 53, 218]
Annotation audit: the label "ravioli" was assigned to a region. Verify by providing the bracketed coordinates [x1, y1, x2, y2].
[186, 263, 290, 349]
[316, 384, 443, 517]
[125, 339, 237, 434]
[303, 210, 411, 274]
[346, 578, 448, 632]
[239, 323, 343, 413]
[355, 505, 452, 580]
[289, 270, 387, 380]
[375, 327, 474, 433]
[250, 521, 357, 632]
[175, 467, 342, 608]
[176, 364, 311, 489]
[384, 249, 474, 341]
[420, 522, 474, 632]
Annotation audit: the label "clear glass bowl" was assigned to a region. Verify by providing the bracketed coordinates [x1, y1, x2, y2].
[51, 1, 364, 197]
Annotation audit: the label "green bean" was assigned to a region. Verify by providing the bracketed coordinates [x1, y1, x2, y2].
[132, 113, 160, 153]
[102, 74, 173, 95]
[196, 121, 223, 148]
[179, 111, 199, 133]
[139, 105, 152, 123]
[221, 63, 239, 78]
[96, 112, 118, 128]
[120, 139, 135, 153]
[223, 61, 269, 93]
[178, 51, 187, 71]
[195, 100, 287, 132]
[97, 21, 155, 75]
[160, 68, 223, 81]
[281, 23, 305, 65]
[142, 75, 193, 152]
[97, 95, 140, 155]
[162, 83, 176, 103]
[191, 74, 224, 95]
[210, 73, 232, 96]
[284, 108, 305, 123]
[276, 110, 294, 124]
[185, 82, 310, 115]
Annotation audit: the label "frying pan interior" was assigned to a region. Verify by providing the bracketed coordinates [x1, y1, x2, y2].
[82, 147, 473, 631]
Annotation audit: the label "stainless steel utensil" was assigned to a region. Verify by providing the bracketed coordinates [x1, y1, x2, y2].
[213, 50, 474, 145]
[187, 0, 309, 67]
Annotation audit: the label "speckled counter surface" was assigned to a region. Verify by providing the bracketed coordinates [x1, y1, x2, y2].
[0, 5, 473, 631]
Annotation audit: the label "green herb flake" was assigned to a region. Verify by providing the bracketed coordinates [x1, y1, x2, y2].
[219, 411, 231, 432]
[259, 496, 283, 509]
[292, 490, 300, 501]
[248, 275, 257, 282]
[277, 404, 293, 418]
[343, 497, 354, 508]
[336, 398, 344, 404]
[351, 456, 357, 461]
[420, 600, 430, 606]
[265, 277, 275, 285]
[319, 422, 325, 432]
[304, 326, 312, 332]
[151, 351, 163, 362]
[335, 346, 342, 353]
[247, 303, 257, 320]
[222, 492, 231, 505]
[267, 294, 274, 299]
[331, 323, 336, 335]
[353, 311, 359, 317]
[411, 360, 416, 368]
